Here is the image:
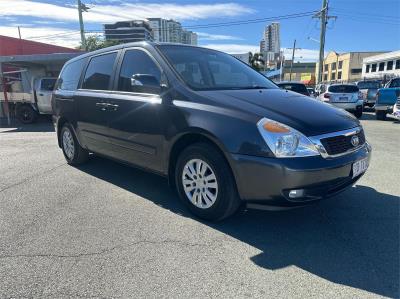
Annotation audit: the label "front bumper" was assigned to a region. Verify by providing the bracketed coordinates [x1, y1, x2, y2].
[229, 142, 371, 207]
[330, 100, 364, 112]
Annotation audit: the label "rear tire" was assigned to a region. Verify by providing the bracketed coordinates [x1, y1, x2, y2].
[17, 104, 37, 124]
[376, 110, 387, 121]
[175, 143, 241, 221]
[60, 123, 89, 165]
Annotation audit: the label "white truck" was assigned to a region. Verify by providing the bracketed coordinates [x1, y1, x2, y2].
[1, 75, 57, 123]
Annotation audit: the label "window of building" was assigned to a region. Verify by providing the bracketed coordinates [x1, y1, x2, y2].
[371, 64, 377, 72]
[338, 61, 343, 69]
[331, 62, 336, 71]
[378, 62, 385, 71]
[323, 74, 328, 81]
[324, 64, 329, 72]
[395, 60, 400, 69]
[331, 72, 336, 80]
[366, 65, 370, 73]
[351, 68, 362, 74]
[117, 49, 161, 94]
[387, 61, 393, 70]
[338, 71, 342, 80]
[82, 52, 117, 90]
[58, 59, 85, 90]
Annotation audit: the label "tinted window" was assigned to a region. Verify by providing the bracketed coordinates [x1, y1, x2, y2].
[58, 59, 85, 91]
[278, 83, 308, 95]
[387, 61, 393, 70]
[357, 81, 380, 89]
[117, 49, 161, 94]
[40, 78, 56, 91]
[328, 85, 359, 93]
[390, 79, 400, 88]
[82, 52, 117, 90]
[158, 45, 277, 91]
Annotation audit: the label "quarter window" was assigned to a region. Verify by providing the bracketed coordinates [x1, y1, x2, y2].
[117, 49, 161, 94]
[58, 59, 85, 90]
[82, 52, 117, 90]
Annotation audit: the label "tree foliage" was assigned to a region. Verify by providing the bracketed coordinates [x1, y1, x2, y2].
[249, 52, 265, 72]
[77, 35, 123, 52]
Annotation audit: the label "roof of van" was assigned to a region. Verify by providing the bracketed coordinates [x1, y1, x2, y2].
[66, 41, 203, 64]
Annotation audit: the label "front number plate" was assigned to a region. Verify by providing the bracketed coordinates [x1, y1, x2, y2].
[352, 158, 369, 178]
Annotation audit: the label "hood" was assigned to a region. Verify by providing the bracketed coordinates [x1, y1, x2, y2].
[198, 89, 360, 136]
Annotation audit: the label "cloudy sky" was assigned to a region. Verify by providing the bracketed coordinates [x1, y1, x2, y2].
[0, 0, 399, 61]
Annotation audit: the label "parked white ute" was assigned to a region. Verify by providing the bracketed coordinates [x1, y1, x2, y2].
[318, 84, 364, 118]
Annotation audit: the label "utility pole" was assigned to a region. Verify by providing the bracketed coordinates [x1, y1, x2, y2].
[17, 26, 21, 39]
[77, 0, 89, 50]
[314, 0, 336, 83]
[287, 39, 301, 81]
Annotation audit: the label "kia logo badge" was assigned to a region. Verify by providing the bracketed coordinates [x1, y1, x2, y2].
[351, 135, 359, 147]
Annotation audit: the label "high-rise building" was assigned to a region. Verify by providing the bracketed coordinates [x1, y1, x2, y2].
[260, 22, 280, 54]
[104, 20, 154, 43]
[147, 18, 197, 45]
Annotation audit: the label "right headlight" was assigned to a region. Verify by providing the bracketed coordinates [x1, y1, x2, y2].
[257, 118, 320, 158]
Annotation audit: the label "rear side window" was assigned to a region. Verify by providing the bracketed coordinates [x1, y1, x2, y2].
[328, 85, 359, 93]
[82, 52, 117, 90]
[58, 59, 85, 91]
[117, 49, 161, 94]
[390, 79, 400, 88]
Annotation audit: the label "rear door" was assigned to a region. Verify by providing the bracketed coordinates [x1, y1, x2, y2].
[75, 51, 119, 155]
[105, 48, 165, 172]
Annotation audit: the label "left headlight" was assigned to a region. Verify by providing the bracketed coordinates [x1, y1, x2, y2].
[257, 118, 320, 158]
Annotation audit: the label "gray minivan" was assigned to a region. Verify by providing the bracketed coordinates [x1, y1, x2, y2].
[52, 42, 371, 220]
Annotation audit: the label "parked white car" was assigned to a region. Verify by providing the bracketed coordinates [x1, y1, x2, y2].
[317, 84, 364, 118]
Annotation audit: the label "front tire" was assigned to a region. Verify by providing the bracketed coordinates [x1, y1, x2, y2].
[60, 124, 89, 165]
[175, 143, 241, 221]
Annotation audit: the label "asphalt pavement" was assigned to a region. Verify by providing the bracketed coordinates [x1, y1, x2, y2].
[0, 113, 399, 298]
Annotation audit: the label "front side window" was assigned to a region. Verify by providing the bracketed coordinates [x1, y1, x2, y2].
[40, 78, 56, 91]
[117, 49, 161, 94]
[158, 45, 277, 91]
[82, 52, 117, 90]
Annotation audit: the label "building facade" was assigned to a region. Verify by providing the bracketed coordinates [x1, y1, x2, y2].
[147, 18, 197, 45]
[260, 22, 280, 54]
[265, 61, 316, 85]
[315, 51, 387, 83]
[362, 50, 400, 80]
[104, 21, 154, 43]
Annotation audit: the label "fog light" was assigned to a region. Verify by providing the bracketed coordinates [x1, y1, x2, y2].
[289, 189, 304, 198]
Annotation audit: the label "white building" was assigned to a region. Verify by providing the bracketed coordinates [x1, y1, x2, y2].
[147, 18, 197, 45]
[260, 22, 280, 54]
[362, 50, 400, 79]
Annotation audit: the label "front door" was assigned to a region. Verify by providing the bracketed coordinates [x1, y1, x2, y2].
[76, 51, 118, 155]
[105, 48, 165, 173]
[36, 78, 56, 114]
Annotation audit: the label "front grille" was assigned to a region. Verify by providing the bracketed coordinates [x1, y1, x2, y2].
[320, 129, 365, 156]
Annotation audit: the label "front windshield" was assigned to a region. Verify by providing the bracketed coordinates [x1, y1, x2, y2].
[357, 81, 380, 89]
[158, 45, 277, 91]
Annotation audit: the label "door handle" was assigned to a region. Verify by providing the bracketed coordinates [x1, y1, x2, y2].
[107, 103, 119, 111]
[96, 102, 108, 111]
